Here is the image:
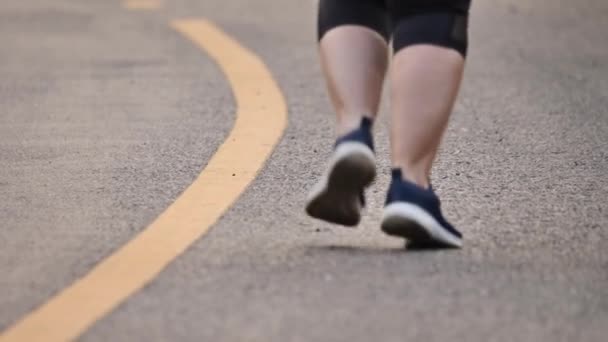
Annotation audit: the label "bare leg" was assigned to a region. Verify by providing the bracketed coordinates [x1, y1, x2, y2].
[319, 26, 388, 136]
[389, 45, 465, 188]
[306, 25, 387, 226]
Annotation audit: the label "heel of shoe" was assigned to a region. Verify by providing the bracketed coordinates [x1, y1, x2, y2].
[331, 142, 376, 188]
[305, 142, 376, 226]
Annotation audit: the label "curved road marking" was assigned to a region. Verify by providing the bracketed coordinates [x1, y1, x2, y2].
[0, 19, 287, 342]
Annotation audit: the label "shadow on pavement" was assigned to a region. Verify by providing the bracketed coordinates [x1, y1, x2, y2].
[307, 242, 458, 255]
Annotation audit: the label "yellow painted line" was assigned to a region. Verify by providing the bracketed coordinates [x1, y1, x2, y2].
[123, 0, 163, 10]
[0, 19, 287, 342]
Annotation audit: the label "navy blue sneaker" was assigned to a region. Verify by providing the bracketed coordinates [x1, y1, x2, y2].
[306, 117, 376, 226]
[381, 169, 463, 248]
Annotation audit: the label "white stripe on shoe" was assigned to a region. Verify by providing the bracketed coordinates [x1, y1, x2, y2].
[381, 202, 463, 248]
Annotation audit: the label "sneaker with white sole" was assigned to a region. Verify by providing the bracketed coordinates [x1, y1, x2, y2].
[305, 117, 376, 226]
[381, 169, 463, 248]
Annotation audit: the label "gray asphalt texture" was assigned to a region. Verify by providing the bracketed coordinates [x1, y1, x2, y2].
[1, 0, 607, 341]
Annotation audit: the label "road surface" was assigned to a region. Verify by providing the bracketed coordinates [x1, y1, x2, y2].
[1, 0, 607, 341]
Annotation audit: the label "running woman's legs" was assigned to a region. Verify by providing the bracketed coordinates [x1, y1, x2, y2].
[309, 0, 472, 244]
[390, 47, 464, 188]
[305, 0, 391, 226]
[388, 2, 470, 188]
[381, 1, 471, 247]
[318, 0, 390, 135]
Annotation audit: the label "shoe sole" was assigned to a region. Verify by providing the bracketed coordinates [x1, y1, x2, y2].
[381, 203, 463, 248]
[306, 142, 376, 226]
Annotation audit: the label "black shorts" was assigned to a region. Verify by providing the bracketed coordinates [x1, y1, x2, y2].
[318, 0, 471, 55]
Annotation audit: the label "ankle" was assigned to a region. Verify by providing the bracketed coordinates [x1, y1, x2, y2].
[392, 166, 430, 189]
[336, 114, 373, 136]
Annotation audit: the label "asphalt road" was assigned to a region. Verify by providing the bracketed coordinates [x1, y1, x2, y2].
[1, 0, 607, 341]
